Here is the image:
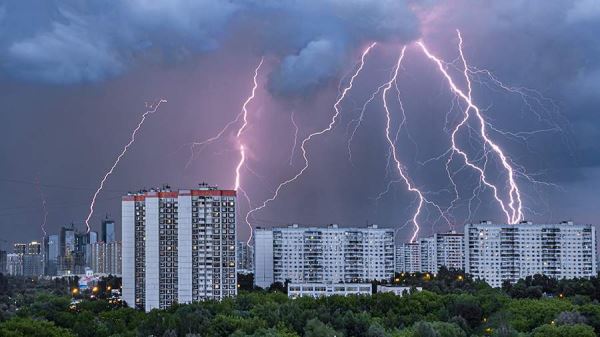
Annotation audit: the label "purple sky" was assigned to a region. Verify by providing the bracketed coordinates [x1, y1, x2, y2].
[1, 0, 600, 247]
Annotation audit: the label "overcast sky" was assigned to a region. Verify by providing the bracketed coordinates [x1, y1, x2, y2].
[1, 0, 599, 247]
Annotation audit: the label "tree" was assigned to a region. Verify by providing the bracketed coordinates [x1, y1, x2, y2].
[366, 322, 389, 337]
[411, 321, 438, 337]
[0, 317, 75, 337]
[530, 323, 595, 337]
[447, 295, 482, 328]
[555, 311, 587, 325]
[506, 298, 573, 331]
[304, 318, 343, 337]
[268, 281, 288, 294]
[429, 322, 466, 337]
[490, 325, 519, 337]
[238, 273, 255, 291]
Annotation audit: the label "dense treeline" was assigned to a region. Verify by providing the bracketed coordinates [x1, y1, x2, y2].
[1, 271, 600, 337]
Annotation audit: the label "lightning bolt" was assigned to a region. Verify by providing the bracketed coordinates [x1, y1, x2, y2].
[35, 177, 48, 238]
[186, 58, 264, 168]
[245, 43, 377, 231]
[289, 110, 298, 166]
[234, 144, 246, 191]
[236, 58, 264, 139]
[347, 82, 387, 163]
[382, 46, 450, 243]
[417, 30, 523, 224]
[230, 59, 264, 246]
[84, 99, 167, 233]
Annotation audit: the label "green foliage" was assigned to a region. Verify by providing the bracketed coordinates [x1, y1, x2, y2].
[1, 273, 600, 336]
[505, 298, 573, 331]
[530, 323, 596, 337]
[304, 318, 343, 337]
[0, 317, 75, 337]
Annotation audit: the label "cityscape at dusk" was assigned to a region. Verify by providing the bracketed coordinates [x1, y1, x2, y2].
[1, 1, 600, 336]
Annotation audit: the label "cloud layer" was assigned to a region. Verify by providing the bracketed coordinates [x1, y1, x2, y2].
[0, 0, 418, 91]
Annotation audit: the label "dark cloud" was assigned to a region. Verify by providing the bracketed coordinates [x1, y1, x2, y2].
[0, 0, 418, 92]
[0, 0, 239, 83]
[1, 0, 600, 246]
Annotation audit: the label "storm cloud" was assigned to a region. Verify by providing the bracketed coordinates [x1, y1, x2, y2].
[0, 0, 418, 92]
[1, 0, 600, 245]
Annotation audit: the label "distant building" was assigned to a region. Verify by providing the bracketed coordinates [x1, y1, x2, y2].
[27, 241, 42, 255]
[106, 241, 122, 275]
[287, 283, 372, 299]
[23, 254, 43, 276]
[254, 229, 274, 288]
[45, 234, 60, 276]
[58, 225, 76, 275]
[89, 242, 106, 275]
[378, 285, 422, 296]
[254, 224, 395, 288]
[89, 241, 122, 275]
[0, 250, 7, 274]
[420, 237, 436, 274]
[6, 253, 22, 276]
[84, 231, 98, 267]
[396, 231, 464, 274]
[102, 217, 116, 243]
[57, 225, 96, 275]
[464, 221, 597, 287]
[122, 185, 237, 311]
[395, 242, 421, 273]
[236, 241, 254, 274]
[434, 231, 465, 271]
[11, 241, 43, 277]
[13, 243, 26, 255]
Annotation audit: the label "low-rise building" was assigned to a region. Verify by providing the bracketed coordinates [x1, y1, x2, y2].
[377, 285, 422, 296]
[287, 283, 372, 298]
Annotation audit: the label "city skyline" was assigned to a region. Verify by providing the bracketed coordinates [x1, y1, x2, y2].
[2, 1, 600, 247]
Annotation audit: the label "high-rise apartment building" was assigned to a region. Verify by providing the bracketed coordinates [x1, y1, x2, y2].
[420, 237, 436, 274]
[236, 241, 254, 274]
[464, 221, 597, 287]
[435, 231, 464, 271]
[254, 224, 395, 288]
[395, 242, 421, 273]
[396, 231, 464, 274]
[89, 241, 122, 275]
[122, 185, 237, 311]
[254, 229, 274, 288]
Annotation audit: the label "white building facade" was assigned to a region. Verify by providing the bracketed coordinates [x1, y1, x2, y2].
[396, 231, 465, 274]
[465, 221, 597, 288]
[122, 185, 237, 311]
[89, 241, 122, 275]
[378, 286, 422, 296]
[288, 283, 372, 298]
[254, 224, 395, 288]
[435, 231, 465, 271]
[236, 241, 254, 274]
[395, 242, 421, 273]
